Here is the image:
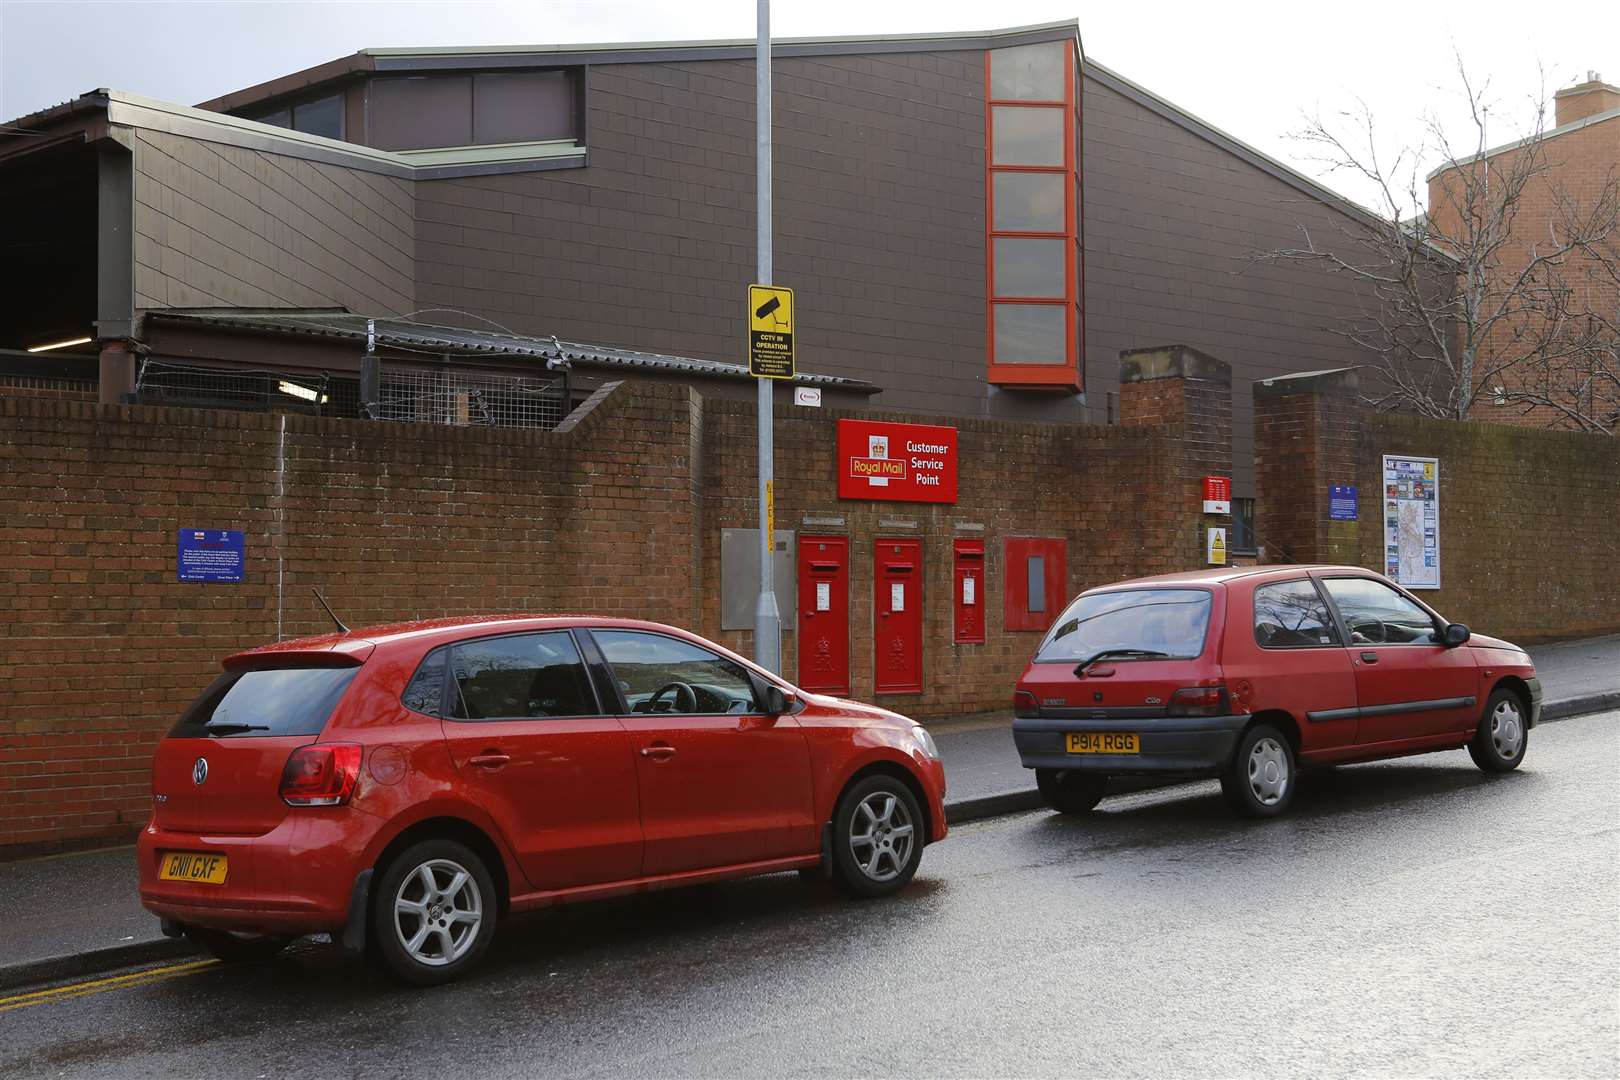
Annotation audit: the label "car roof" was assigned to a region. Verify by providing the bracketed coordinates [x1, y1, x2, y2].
[233, 614, 707, 659]
[1085, 564, 1383, 591]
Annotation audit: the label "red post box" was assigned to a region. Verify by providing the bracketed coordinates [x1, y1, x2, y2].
[873, 538, 923, 695]
[797, 536, 849, 695]
[953, 538, 985, 644]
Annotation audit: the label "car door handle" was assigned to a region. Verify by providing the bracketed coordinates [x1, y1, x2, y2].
[639, 745, 677, 761]
[468, 751, 511, 768]
[1360, 652, 1379, 664]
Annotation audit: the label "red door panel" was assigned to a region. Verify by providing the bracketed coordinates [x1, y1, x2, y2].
[443, 717, 643, 891]
[874, 538, 923, 695]
[1348, 647, 1479, 744]
[618, 713, 818, 876]
[798, 535, 850, 695]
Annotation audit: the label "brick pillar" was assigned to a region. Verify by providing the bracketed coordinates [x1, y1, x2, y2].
[98, 341, 137, 405]
[1119, 345, 1233, 569]
[1253, 367, 1362, 565]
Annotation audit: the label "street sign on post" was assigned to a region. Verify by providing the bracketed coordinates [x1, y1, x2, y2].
[749, 284, 795, 379]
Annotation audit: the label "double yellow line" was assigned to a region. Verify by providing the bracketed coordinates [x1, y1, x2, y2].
[0, 958, 219, 1014]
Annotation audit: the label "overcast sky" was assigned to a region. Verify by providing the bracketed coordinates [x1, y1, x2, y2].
[2, 0, 1614, 215]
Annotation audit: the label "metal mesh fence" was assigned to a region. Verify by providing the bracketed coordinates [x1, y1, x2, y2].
[134, 359, 568, 430]
[376, 365, 568, 429]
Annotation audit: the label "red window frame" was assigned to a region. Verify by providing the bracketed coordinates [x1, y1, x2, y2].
[984, 44, 1083, 391]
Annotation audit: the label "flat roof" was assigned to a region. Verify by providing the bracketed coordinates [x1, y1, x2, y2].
[149, 310, 878, 391]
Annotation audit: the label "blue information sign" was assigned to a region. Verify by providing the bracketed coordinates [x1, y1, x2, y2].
[178, 529, 245, 583]
[1329, 485, 1358, 521]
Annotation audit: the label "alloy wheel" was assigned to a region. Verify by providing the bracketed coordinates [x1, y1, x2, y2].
[1247, 736, 1290, 806]
[848, 791, 915, 882]
[393, 858, 483, 967]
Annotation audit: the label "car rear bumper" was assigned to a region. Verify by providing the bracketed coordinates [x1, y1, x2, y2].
[1012, 714, 1248, 775]
[137, 815, 364, 936]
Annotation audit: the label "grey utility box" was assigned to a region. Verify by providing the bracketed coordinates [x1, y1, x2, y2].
[720, 529, 796, 631]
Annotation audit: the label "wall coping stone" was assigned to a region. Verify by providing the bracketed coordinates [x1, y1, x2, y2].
[1119, 344, 1232, 386]
[1254, 366, 1362, 399]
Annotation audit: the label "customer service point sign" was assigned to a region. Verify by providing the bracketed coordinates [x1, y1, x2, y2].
[835, 419, 958, 504]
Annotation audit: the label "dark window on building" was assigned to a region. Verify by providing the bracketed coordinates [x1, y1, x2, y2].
[448, 632, 597, 720]
[249, 94, 343, 140]
[293, 94, 343, 140]
[1253, 580, 1341, 648]
[1231, 497, 1256, 552]
[371, 70, 577, 151]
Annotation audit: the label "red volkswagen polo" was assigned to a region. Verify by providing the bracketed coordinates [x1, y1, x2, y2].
[1013, 566, 1541, 818]
[139, 617, 946, 985]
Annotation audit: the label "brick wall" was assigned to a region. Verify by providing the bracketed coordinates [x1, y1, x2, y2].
[1254, 370, 1620, 640]
[0, 381, 701, 854]
[0, 356, 1219, 854]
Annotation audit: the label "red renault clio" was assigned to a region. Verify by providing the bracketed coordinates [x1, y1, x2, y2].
[1013, 566, 1540, 817]
[140, 616, 946, 985]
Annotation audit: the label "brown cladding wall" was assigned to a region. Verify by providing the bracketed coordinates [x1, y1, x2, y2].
[1254, 374, 1620, 642]
[1080, 71, 1390, 495]
[412, 52, 993, 416]
[0, 358, 1216, 853]
[130, 130, 416, 315]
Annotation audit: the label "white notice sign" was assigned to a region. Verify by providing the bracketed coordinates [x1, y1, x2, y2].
[963, 575, 976, 605]
[891, 582, 905, 612]
[816, 582, 831, 612]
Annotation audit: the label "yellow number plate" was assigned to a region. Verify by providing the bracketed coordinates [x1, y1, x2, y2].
[160, 852, 229, 885]
[1066, 732, 1140, 754]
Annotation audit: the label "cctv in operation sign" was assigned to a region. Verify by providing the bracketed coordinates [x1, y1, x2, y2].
[748, 284, 795, 379]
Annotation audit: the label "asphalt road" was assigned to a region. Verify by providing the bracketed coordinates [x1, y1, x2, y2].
[4, 713, 1616, 1079]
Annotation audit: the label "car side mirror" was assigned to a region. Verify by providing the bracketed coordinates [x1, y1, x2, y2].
[762, 685, 796, 715]
[1443, 623, 1471, 647]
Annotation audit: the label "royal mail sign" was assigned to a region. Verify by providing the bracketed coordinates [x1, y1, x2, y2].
[836, 419, 958, 504]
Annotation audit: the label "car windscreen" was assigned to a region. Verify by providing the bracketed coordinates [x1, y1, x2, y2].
[1034, 589, 1212, 663]
[168, 667, 359, 738]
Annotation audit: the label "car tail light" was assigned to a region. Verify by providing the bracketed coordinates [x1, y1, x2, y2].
[1014, 689, 1040, 718]
[1167, 686, 1231, 717]
[280, 744, 362, 807]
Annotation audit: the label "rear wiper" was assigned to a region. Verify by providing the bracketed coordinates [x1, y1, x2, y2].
[1073, 649, 1169, 676]
[204, 722, 270, 736]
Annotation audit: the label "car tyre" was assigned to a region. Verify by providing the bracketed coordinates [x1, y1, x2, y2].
[1468, 688, 1529, 773]
[184, 927, 294, 963]
[830, 775, 924, 898]
[1035, 769, 1107, 814]
[1221, 723, 1296, 818]
[370, 838, 498, 987]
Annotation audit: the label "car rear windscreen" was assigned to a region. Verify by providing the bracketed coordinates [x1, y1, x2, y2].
[1035, 589, 1212, 663]
[168, 667, 360, 738]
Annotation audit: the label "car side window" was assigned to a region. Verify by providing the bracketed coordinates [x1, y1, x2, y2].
[447, 632, 598, 720]
[400, 648, 448, 716]
[1321, 578, 1440, 645]
[593, 630, 760, 715]
[1253, 580, 1342, 648]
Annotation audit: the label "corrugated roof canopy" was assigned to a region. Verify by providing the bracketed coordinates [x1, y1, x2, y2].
[149, 310, 877, 391]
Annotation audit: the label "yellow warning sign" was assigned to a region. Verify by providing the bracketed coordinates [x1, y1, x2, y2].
[1207, 527, 1227, 566]
[748, 284, 795, 379]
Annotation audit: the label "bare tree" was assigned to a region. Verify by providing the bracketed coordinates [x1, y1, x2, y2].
[1262, 59, 1620, 433]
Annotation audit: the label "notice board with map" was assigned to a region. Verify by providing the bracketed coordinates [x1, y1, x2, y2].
[1381, 456, 1440, 589]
